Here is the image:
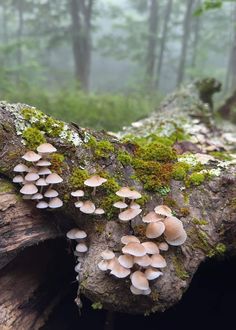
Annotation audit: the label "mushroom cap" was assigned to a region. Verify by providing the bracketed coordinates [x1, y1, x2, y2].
[48, 197, 63, 208]
[25, 172, 40, 182]
[71, 190, 84, 197]
[75, 201, 84, 208]
[158, 242, 169, 251]
[101, 250, 115, 260]
[165, 230, 187, 246]
[130, 202, 141, 209]
[118, 255, 134, 268]
[13, 163, 29, 172]
[142, 242, 159, 254]
[76, 243, 88, 253]
[142, 211, 164, 223]
[113, 201, 128, 209]
[94, 208, 105, 215]
[38, 167, 52, 176]
[84, 175, 107, 187]
[22, 151, 41, 162]
[20, 183, 38, 195]
[36, 160, 51, 167]
[31, 193, 43, 200]
[131, 271, 149, 291]
[80, 200, 96, 214]
[122, 242, 146, 257]
[145, 268, 163, 280]
[163, 216, 184, 240]
[66, 228, 87, 240]
[118, 208, 142, 221]
[121, 235, 140, 245]
[150, 254, 167, 268]
[130, 285, 151, 296]
[107, 257, 119, 270]
[44, 189, 59, 198]
[13, 175, 24, 183]
[146, 222, 165, 239]
[154, 205, 172, 217]
[98, 260, 109, 271]
[36, 178, 48, 186]
[36, 201, 48, 209]
[115, 187, 132, 198]
[110, 263, 131, 278]
[134, 255, 151, 267]
[37, 143, 57, 154]
[46, 173, 63, 184]
[128, 190, 142, 200]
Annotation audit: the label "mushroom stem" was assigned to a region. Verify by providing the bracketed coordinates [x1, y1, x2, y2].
[92, 186, 96, 196]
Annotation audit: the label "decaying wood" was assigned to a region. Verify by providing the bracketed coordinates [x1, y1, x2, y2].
[0, 85, 236, 325]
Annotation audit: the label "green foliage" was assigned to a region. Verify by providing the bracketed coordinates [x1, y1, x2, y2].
[22, 127, 46, 150]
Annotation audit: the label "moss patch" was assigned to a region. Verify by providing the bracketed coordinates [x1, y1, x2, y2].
[22, 127, 46, 150]
[50, 153, 65, 174]
[69, 168, 90, 189]
[172, 254, 189, 280]
[87, 136, 114, 159]
[0, 181, 15, 193]
[186, 172, 206, 187]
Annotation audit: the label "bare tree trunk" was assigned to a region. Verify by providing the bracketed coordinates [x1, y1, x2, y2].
[155, 0, 173, 89]
[16, 0, 23, 82]
[146, 0, 159, 90]
[230, 4, 236, 92]
[176, 0, 195, 87]
[69, 0, 93, 92]
[191, 0, 201, 69]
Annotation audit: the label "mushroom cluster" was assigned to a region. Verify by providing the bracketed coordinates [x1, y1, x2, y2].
[66, 228, 88, 254]
[98, 204, 187, 296]
[71, 175, 107, 215]
[13, 143, 63, 209]
[114, 187, 142, 221]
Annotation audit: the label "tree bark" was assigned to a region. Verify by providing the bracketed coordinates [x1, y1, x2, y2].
[0, 84, 236, 325]
[69, 0, 93, 92]
[146, 0, 159, 90]
[16, 0, 24, 82]
[191, 0, 201, 70]
[176, 0, 195, 87]
[155, 0, 173, 89]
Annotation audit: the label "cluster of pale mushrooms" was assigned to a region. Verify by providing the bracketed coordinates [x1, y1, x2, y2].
[13, 143, 63, 209]
[98, 204, 187, 296]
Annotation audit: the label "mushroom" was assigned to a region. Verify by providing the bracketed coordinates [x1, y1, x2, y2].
[98, 260, 109, 271]
[66, 228, 87, 240]
[146, 222, 165, 239]
[46, 173, 63, 188]
[20, 183, 38, 195]
[44, 189, 59, 198]
[22, 151, 41, 163]
[84, 175, 107, 196]
[107, 257, 119, 270]
[94, 208, 105, 215]
[75, 201, 84, 208]
[131, 271, 149, 291]
[141, 242, 159, 254]
[13, 175, 24, 184]
[48, 197, 63, 208]
[163, 216, 184, 241]
[158, 242, 169, 251]
[165, 230, 187, 246]
[118, 208, 142, 221]
[76, 243, 88, 253]
[118, 255, 134, 269]
[36, 159, 51, 167]
[115, 187, 132, 202]
[142, 211, 164, 223]
[134, 255, 151, 267]
[71, 190, 84, 199]
[110, 263, 131, 278]
[37, 143, 57, 155]
[121, 235, 140, 244]
[130, 202, 141, 210]
[130, 285, 151, 296]
[80, 200, 96, 214]
[38, 167, 52, 176]
[101, 250, 115, 260]
[13, 163, 29, 174]
[36, 201, 48, 209]
[154, 205, 172, 217]
[31, 193, 43, 200]
[113, 201, 128, 212]
[145, 268, 163, 280]
[122, 242, 146, 257]
[25, 172, 40, 182]
[150, 254, 167, 268]
[36, 178, 48, 193]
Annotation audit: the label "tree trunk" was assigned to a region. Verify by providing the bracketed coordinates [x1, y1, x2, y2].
[0, 84, 235, 326]
[155, 0, 173, 89]
[176, 0, 195, 87]
[146, 0, 159, 90]
[191, 0, 201, 69]
[69, 0, 93, 92]
[225, 4, 236, 94]
[16, 0, 23, 82]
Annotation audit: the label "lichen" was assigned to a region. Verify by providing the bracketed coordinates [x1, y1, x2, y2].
[22, 127, 46, 150]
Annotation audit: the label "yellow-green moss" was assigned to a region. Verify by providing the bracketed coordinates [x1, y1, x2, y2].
[87, 136, 114, 159]
[163, 197, 178, 208]
[100, 194, 120, 219]
[207, 243, 227, 257]
[186, 172, 205, 187]
[135, 142, 177, 162]
[172, 162, 190, 180]
[172, 255, 189, 280]
[22, 127, 46, 150]
[193, 218, 208, 225]
[0, 181, 15, 193]
[69, 168, 90, 189]
[50, 153, 65, 174]
[117, 150, 132, 165]
[91, 302, 103, 310]
[179, 207, 190, 217]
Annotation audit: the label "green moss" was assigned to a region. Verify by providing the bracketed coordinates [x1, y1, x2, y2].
[100, 194, 120, 219]
[209, 151, 233, 161]
[172, 255, 189, 280]
[207, 243, 227, 257]
[50, 153, 65, 174]
[136, 142, 176, 162]
[163, 197, 178, 208]
[186, 172, 205, 187]
[117, 150, 132, 165]
[136, 193, 149, 207]
[189, 227, 213, 255]
[87, 136, 114, 159]
[172, 162, 190, 180]
[0, 181, 15, 193]
[179, 207, 190, 217]
[193, 218, 208, 225]
[22, 127, 46, 150]
[91, 302, 103, 310]
[158, 186, 170, 196]
[69, 168, 89, 189]
[63, 193, 70, 203]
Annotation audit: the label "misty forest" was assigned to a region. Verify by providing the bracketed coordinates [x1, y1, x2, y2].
[0, 0, 236, 329]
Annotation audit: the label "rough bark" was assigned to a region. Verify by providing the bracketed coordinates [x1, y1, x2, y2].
[0, 84, 236, 324]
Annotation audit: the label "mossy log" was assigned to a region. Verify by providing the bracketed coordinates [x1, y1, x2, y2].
[0, 85, 236, 327]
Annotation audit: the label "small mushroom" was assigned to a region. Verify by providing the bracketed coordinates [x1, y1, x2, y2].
[110, 263, 131, 278]
[36, 160, 51, 167]
[142, 211, 164, 223]
[36, 201, 48, 209]
[94, 208, 105, 215]
[31, 193, 43, 200]
[163, 216, 184, 241]
[158, 242, 169, 251]
[121, 235, 140, 245]
[71, 190, 84, 198]
[37, 143, 57, 155]
[118, 208, 142, 221]
[145, 268, 163, 280]
[115, 187, 132, 201]
[75, 201, 84, 208]
[36, 178, 48, 193]
[13, 163, 29, 173]
[146, 222, 165, 239]
[134, 255, 151, 267]
[128, 190, 142, 200]
[113, 201, 128, 212]
[98, 260, 109, 271]
[13, 175, 24, 184]
[76, 243, 88, 253]
[66, 228, 87, 240]
[118, 255, 134, 269]
[130, 202, 141, 210]
[46, 173, 63, 187]
[44, 189, 59, 198]
[38, 167, 52, 176]
[141, 242, 159, 254]
[25, 172, 40, 182]
[80, 200, 96, 214]
[154, 205, 172, 217]
[130, 285, 151, 296]
[165, 230, 187, 246]
[22, 151, 41, 163]
[131, 271, 149, 291]
[101, 250, 115, 260]
[150, 254, 167, 268]
[48, 197, 63, 208]
[20, 183, 38, 195]
[122, 242, 146, 257]
[84, 175, 107, 196]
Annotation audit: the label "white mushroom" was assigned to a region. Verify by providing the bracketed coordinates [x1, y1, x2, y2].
[154, 205, 172, 217]
[48, 197, 63, 208]
[20, 183, 38, 195]
[13, 163, 29, 173]
[122, 242, 146, 257]
[150, 254, 167, 268]
[22, 151, 41, 162]
[146, 222, 165, 239]
[131, 271, 149, 291]
[25, 172, 40, 182]
[13, 175, 24, 183]
[80, 200, 96, 214]
[121, 235, 140, 244]
[118, 208, 142, 221]
[37, 143, 57, 155]
[118, 255, 134, 268]
[76, 243, 88, 253]
[145, 268, 163, 280]
[66, 228, 87, 240]
[36, 201, 48, 209]
[44, 189, 59, 198]
[84, 175, 107, 195]
[94, 208, 105, 215]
